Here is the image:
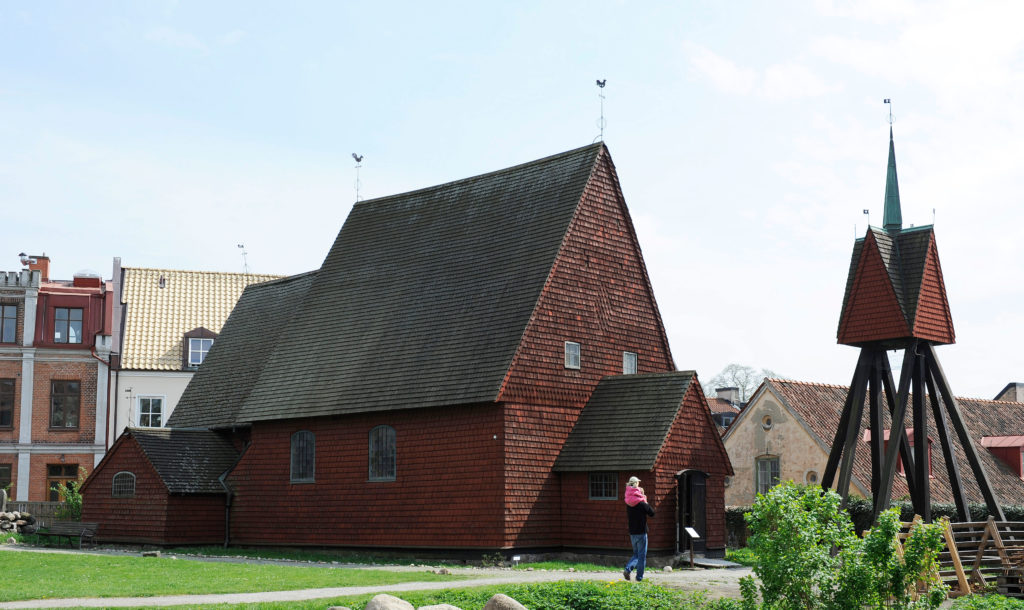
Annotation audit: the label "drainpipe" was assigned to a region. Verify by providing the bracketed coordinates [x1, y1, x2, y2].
[218, 441, 250, 548]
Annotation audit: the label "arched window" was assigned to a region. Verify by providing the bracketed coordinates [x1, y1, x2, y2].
[369, 425, 396, 481]
[112, 471, 136, 498]
[290, 430, 315, 483]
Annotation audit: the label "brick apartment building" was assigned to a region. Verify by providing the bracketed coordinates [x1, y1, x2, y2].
[0, 255, 113, 501]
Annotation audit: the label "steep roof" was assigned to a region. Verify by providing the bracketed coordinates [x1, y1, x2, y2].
[119, 267, 283, 370]
[554, 371, 697, 471]
[707, 397, 741, 415]
[748, 378, 1024, 505]
[168, 272, 317, 428]
[234, 143, 606, 422]
[129, 428, 239, 494]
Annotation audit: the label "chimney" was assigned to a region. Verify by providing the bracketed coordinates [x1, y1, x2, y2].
[716, 387, 740, 406]
[25, 254, 50, 281]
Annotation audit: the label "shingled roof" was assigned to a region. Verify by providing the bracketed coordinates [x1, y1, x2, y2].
[554, 372, 697, 471]
[168, 271, 317, 428]
[227, 143, 606, 422]
[747, 378, 1024, 505]
[128, 428, 239, 494]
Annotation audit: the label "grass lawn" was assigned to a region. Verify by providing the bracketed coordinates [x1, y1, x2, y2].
[118, 581, 737, 609]
[0, 550, 466, 602]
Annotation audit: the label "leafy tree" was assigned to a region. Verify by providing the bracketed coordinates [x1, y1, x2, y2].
[707, 364, 779, 402]
[741, 482, 947, 610]
[53, 466, 88, 521]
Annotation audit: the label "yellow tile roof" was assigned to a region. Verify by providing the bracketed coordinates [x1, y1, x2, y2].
[120, 267, 284, 370]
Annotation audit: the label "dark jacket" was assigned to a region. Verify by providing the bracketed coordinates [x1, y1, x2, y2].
[626, 501, 655, 535]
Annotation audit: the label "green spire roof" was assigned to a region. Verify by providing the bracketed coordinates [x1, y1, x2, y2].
[883, 127, 902, 232]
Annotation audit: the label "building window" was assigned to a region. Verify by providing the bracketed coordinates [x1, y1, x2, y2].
[0, 464, 11, 497]
[0, 378, 13, 428]
[0, 305, 15, 343]
[589, 472, 618, 500]
[756, 456, 780, 495]
[623, 351, 638, 375]
[564, 341, 581, 369]
[48, 464, 79, 502]
[290, 430, 315, 483]
[112, 472, 136, 498]
[369, 425, 396, 481]
[188, 338, 214, 366]
[137, 396, 164, 428]
[50, 380, 80, 428]
[54, 307, 83, 344]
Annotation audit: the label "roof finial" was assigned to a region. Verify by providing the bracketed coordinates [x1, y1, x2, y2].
[882, 99, 902, 232]
[594, 79, 606, 143]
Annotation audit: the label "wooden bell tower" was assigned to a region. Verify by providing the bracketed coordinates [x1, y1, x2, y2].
[821, 128, 1003, 523]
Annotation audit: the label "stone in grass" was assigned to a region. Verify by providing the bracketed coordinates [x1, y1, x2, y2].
[364, 594, 415, 610]
[418, 605, 463, 610]
[483, 593, 527, 610]
[663, 565, 673, 572]
[142, 550, 161, 558]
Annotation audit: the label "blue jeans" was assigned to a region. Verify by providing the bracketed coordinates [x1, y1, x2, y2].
[625, 533, 648, 580]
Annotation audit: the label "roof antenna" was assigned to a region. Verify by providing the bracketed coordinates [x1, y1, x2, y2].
[593, 80, 606, 143]
[352, 153, 364, 202]
[237, 244, 249, 275]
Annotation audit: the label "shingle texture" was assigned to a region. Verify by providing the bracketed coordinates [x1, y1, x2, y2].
[128, 428, 239, 494]
[838, 226, 954, 345]
[168, 272, 317, 428]
[236, 143, 604, 422]
[554, 371, 696, 471]
[763, 378, 1024, 505]
[120, 267, 283, 370]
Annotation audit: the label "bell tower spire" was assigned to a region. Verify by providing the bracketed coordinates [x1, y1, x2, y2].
[883, 123, 902, 232]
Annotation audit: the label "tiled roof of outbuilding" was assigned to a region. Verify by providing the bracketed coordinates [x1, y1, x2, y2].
[236, 143, 605, 422]
[120, 267, 282, 370]
[554, 371, 696, 471]
[128, 428, 239, 494]
[168, 272, 317, 428]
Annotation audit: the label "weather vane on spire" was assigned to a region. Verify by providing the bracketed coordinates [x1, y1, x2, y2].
[594, 79, 607, 142]
[884, 98, 893, 126]
[352, 153, 364, 202]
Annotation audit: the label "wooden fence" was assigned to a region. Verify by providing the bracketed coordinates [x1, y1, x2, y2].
[5, 501, 65, 528]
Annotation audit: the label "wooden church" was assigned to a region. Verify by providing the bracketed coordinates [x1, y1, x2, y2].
[825, 128, 1002, 523]
[81, 143, 733, 557]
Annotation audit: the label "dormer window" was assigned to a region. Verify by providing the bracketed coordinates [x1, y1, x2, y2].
[54, 308, 83, 344]
[182, 327, 218, 369]
[564, 341, 581, 369]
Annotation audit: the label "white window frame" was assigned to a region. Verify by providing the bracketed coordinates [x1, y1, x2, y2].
[623, 351, 637, 374]
[112, 471, 136, 498]
[137, 395, 165, 428]
[564, 341, 581, 369]
[188, 337, 214, 366]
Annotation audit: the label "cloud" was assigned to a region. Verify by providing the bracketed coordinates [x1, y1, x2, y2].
[683, 42, 840, 101]
[145, 26, 207, 53]
[219, 29, 245, 46]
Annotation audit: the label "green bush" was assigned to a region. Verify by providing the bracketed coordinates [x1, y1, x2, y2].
[952, 595, 1024, 609]
[52, 467, 87, 521]
[741, 482, 947, 610]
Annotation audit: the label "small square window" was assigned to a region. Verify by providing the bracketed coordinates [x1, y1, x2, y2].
[589, 472, 617, 500]
[189, 338, 214, 366]
[564, 341, 581, 369]
[138, 396, 164, 428]
[623, 351, 637, 375]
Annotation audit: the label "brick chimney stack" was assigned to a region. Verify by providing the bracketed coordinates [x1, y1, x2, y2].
[26, 254, 50, 281]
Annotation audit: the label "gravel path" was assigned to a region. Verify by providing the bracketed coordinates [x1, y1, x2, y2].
[0, 545, 750, 608]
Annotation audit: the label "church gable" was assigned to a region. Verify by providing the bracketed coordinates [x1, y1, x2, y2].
[499, 148, 674, 406]
[837, 231, 911, 345]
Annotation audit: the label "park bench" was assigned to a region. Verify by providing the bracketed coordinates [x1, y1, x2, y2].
[36, 521, 98, 549]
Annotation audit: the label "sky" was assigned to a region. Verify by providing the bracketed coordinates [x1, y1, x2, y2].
[2, 1, 1022, 399]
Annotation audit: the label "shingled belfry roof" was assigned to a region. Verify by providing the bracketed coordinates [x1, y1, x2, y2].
[188, 143, 604, 423]
[837, 131, 954, 346]
[554, 372, 698, 471]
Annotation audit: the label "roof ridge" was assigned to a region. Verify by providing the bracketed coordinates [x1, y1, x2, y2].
[123, 266, 285, 278]
[354, 142, 604, 208]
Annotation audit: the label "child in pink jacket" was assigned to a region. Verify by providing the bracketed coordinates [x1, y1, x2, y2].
[625, 476, 647, 506]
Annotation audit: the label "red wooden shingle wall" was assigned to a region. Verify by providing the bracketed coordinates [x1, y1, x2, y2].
[911, 235, 955, 344]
